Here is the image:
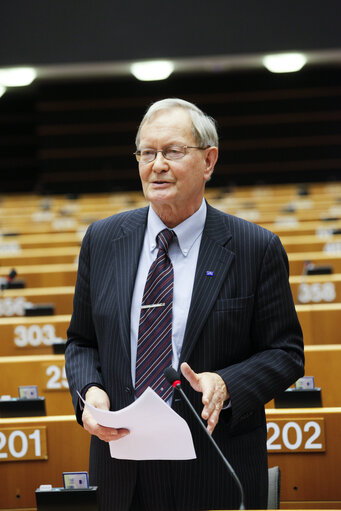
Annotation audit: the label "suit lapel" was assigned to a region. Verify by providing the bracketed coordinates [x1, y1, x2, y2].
[179, 205, 235, 365]
[111, 208, 148, 362]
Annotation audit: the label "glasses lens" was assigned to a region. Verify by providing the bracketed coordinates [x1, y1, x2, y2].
[140, 149, 156, 163]
[164, 146, 186, 160]
[137, 146, 188, 163]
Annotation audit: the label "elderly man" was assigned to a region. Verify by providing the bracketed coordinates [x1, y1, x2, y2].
[65, 98, 304, 511]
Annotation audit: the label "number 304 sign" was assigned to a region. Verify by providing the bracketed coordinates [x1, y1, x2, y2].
[267, 418, 325, 453]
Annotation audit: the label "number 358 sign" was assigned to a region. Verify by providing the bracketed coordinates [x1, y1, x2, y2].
[267, 418, 325, 453]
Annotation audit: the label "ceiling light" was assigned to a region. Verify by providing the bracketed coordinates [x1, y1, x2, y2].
[0, 67, 37, 86]
[263, 53, 307, 73]
[0, 85, 6, 98]
[130, 60, 174, 81]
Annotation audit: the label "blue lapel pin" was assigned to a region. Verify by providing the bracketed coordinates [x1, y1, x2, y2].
[206, 271, 214, 277]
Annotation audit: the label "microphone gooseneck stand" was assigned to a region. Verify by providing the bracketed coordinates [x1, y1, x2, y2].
[164, 367, 245, 510]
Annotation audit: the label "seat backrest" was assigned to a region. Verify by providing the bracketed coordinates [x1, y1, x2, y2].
[268, 466, 281, 509]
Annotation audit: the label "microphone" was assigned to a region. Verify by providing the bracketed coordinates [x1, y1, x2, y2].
[0, 269, 17, 291]
[164, 367, 245, 510]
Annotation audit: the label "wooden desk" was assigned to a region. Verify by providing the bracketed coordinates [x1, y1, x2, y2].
[0, 232, 82, 250]
[0, 415, 89, 509]
[0, 247, 80, 267]
[288, 252, 341, 275]
[0, 264, 77, 288]
[261, 220, 341, 238]
[0, 355, 74, 416]
[0, 301, 339, 356]
[1, 236, 340, 269]
[267, 407, 341, 507]
[267, 345, 341, 409]
[0, 287, 74, 317]
[304, 346, 341, 407]
[0, 408, 339, 509]
[0, 315, 71, 356]
[281, 235, 341, 254]
[290, 274, 341, 305]
[296, 304, 341, 344]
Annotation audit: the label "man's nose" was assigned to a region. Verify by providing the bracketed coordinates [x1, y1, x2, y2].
[152, 151, 169, 170]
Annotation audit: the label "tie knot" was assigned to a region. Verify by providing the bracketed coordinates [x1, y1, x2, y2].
[157, 229, 175, 253]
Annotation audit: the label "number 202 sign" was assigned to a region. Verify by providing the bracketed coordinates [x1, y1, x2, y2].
[0, 427, 47, 462]
[267, 418, 325, 453]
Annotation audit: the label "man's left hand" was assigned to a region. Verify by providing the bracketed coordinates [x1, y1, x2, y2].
[180, 362, 229, 435]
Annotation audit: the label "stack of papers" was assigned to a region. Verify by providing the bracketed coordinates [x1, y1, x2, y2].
[80, 387, 196, 461]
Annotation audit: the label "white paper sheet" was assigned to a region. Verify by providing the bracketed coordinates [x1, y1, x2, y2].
[79, 387, 196, 460]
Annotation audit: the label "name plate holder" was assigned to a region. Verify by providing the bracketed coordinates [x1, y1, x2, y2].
[35, 487, 99, 511]
[274, 388, 322, 408]
[0, 397, 46, 418]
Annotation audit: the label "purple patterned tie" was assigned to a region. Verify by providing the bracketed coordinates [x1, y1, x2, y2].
[135, 229, 175, 400]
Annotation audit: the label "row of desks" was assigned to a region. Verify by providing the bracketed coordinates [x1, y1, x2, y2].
[0, 303, 340, 355]
[1, 234, 341, 266]
[1, 185, 341, 509]
[0, 408, 340, 508]
[1, 274, 341, 318]
[1, 251, 341, 289]
[3, 191, 340, 213]
[1, 221, 341, 245]
[2, 206, 341, 227]
[1, 346, 339, 416]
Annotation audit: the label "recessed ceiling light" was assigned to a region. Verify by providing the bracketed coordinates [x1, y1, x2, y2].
[0, 67, 37, 87]
[0, 85, 6, 98]
[263, 53, 307, 73]
[130, 60, 174, 81]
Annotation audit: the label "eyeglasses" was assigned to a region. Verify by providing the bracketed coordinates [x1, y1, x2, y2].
[134, 145, 208, 164]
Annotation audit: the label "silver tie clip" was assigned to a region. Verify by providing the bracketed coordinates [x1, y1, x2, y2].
[141, 303, 165, 309]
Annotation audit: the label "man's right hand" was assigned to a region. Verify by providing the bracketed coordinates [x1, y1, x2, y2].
[82, 386, 130, 442]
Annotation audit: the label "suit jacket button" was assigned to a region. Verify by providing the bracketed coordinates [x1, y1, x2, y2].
[124, 386, 132, 394]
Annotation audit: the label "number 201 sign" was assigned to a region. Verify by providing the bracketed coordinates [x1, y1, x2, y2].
[0, 427, 47, 462]
[267, 418, 325, 453]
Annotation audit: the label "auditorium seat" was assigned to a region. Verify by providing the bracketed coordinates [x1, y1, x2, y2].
[268, 465, 281, 510]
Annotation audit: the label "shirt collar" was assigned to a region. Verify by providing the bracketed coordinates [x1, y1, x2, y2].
[147, 200, 207, 256]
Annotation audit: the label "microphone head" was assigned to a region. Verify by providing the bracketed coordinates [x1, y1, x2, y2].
[164, 367, 180, 385]
[8, 269, 17, 281]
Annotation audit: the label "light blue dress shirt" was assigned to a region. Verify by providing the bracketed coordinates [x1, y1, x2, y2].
[130, 200, 207, 390]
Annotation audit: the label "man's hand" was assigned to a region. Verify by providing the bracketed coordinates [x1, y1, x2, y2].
[82, 386, 130, 442]
[180, 362, 229, 435]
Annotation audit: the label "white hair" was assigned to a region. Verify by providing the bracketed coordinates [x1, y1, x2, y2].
[135, 98, 218, 149]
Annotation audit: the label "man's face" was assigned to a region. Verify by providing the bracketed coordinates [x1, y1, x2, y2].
[138, 108, 216, 218]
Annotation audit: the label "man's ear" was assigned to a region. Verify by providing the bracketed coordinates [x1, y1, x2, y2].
[204, 146, 218, 181]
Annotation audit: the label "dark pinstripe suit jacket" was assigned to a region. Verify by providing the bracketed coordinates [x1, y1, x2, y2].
[65, 203, 304, 511]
